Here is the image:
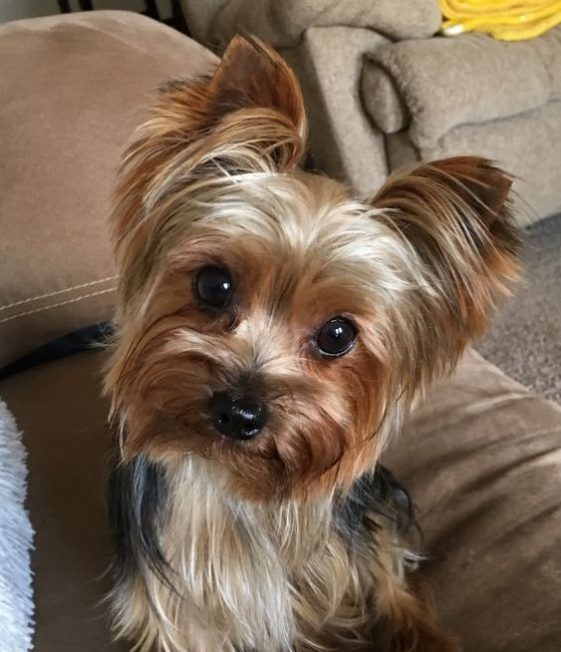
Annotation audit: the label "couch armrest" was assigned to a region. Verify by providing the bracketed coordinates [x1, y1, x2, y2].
[283, 27, 390, 196]
[180, 0, 441, 47]
[361, 30, 559, 149]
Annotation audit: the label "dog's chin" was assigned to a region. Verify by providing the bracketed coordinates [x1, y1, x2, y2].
[130, 417, 347, 502]
[221, 460, 342, 503]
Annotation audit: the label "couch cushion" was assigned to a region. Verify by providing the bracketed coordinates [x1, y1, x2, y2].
[0, 351, 120, 652]
[0, 11, 217, 370]
[283, 27, 390, 197]
[362, 29, 561, 148]
[181, 0, 441, 48]
[385, 350, 561, 652]
[1, 348, 559, 651]
[421, 101, 561, 223]
[531, 24, 561, 99]
[384, 98, 561, 223]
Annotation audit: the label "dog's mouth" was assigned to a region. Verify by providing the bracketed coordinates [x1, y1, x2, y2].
[130, 405, 352, 502]
[130, 384, 350, 494]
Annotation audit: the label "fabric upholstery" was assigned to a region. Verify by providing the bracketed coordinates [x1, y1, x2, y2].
[0, 11, 217, 370]
[361, 65, 408, 135]
[0, 351, 121, 652]
[386, 99, 561, 223]
[385, 130, 422, 171]
[386, 349, 561, 651]
[178, 0, 224, 47]
[180, 0, 442, 47]
[359, 27, 561, 221]
[1, 347, 559, 651]
[422, 101, 561, 222]
[362, 30, 560, 147]
[282, 27, 389, 196]
[530, 24, 561, 98]
[181, 1, 561, 222]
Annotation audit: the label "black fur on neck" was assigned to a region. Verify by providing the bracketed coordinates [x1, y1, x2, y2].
[107, 446, 173, 591]
[333, 465, 417, 548]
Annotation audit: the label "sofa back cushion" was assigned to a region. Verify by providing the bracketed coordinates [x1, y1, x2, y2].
[180, 0, 441, 47]
[0, 11, 217, 370]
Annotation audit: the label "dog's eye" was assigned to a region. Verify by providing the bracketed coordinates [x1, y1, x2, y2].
[194, 266, 233, 310]
[315, 317, 357, 358]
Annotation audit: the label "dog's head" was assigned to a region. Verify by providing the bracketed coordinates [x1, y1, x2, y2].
[105, 36, 520, 500]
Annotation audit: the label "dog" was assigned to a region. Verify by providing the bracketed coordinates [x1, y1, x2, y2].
[104, 35, 520, 652]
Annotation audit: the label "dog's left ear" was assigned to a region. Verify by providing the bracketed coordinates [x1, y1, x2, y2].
[372, 156, 521, 379]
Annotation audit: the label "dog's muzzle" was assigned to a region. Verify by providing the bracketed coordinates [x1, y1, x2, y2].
[209, 391, 267, 440]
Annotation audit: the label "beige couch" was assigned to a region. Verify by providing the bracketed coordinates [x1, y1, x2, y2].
[0, 10, 560, 652]
[180, 0, 561, 223]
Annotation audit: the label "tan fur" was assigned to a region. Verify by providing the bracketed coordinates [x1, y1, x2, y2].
[105, 35, 520, 651]
[110, 458, 455, 652]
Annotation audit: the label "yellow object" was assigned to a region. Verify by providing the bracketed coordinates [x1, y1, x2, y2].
[438, 1, 561, 40]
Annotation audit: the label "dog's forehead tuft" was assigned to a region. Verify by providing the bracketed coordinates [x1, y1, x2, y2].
[181, 171, 415, 304]
[186, 172, 389, 257]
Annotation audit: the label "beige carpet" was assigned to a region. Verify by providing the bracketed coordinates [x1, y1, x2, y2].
[478, 213, 561, 404]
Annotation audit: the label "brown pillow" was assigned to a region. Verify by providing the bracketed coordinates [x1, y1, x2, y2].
[0, 10, 217, 369]
[385, 349, 561, 651]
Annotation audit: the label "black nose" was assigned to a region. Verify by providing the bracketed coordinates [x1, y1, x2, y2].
[209, 391, 267, 440]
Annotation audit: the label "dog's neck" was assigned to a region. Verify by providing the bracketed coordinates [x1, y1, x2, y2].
[166, 456, 335, 565]
[149, 456, 340, 650]
[112, 454, 414, 651]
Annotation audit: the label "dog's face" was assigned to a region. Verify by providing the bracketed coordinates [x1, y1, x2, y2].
[105, 37, 520, 500]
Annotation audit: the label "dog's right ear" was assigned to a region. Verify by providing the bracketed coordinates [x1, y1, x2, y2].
[151, 35, 306, 150]
[113, 35, 306, 248]
[165, 35, 305, 135]
[209, 35, 306, 138]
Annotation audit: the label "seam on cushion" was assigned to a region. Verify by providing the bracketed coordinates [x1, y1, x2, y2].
[410, 391, 539, 431]
[0, 287, 117, 325]
[0, 276, 118, 312]
[527, 38, 554, 102]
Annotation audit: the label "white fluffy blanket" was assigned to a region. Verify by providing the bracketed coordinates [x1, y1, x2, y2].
[0, 399, 34, 651]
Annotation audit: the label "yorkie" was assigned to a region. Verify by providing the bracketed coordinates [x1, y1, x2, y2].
[104, 35, 520, 652]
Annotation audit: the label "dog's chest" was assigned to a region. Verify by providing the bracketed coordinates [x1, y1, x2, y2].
[160, 473, 378, 651]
